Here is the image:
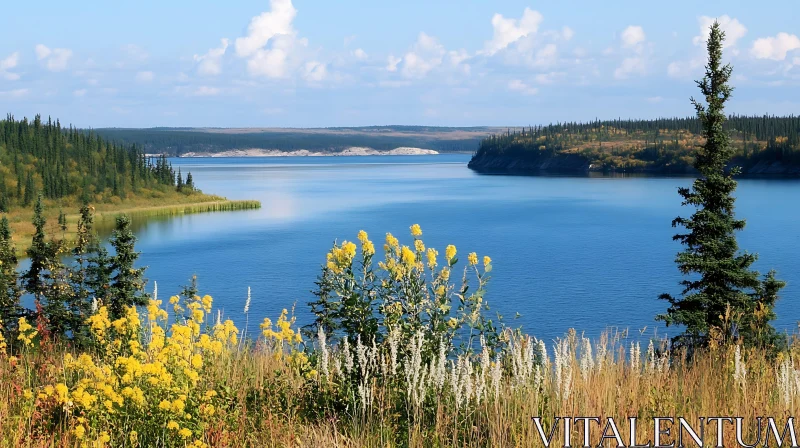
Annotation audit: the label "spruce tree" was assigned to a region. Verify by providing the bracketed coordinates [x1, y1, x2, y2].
[69, 203, 96, 343]
[658, 22, 785, 350]
[23, 173, 35, 207]
[23, 196, 49, 302]
[0, 217, 22, 333]
[176, 168, 184, 192]
[86, 245, 114, 307]
[108, 215, 148, 319]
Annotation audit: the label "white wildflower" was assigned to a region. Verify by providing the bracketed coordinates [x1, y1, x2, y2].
[580, 337, 593, 381]
[343, 337, 354, 376]
[491, 354, 503, 400]
[318, 327, 330, 381]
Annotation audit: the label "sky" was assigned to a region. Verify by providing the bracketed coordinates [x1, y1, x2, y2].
[1, 0, 799, 128]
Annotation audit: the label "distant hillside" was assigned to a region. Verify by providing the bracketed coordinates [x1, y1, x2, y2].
[468, 115, 800, 176]
[92, 126, 497, 156]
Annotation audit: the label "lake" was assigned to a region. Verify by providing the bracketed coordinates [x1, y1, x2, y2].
[127, 154, 800, 344]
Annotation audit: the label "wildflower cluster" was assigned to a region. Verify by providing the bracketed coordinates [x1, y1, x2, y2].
[309, 224, 498, 364]
[31, 294, 238, 447]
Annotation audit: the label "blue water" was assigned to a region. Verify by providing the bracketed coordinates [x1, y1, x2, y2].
[125, 154, 800, 343]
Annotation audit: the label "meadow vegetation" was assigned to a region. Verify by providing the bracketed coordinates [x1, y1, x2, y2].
[1, 225, 800, 447]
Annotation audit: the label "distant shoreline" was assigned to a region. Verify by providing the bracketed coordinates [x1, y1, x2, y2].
[179, 147, 440, 157]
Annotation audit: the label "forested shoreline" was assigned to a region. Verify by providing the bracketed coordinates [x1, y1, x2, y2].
[0, 115, 259, 252]
[468, 115, 800, 176]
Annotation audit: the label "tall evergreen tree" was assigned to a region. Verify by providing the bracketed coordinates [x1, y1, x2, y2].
[657, 22, 785, 350]
[23, 196, 49, 302]
[0, 217, 22, 333]
[23, 173, 35, 207]
[69, 203, 96, 343]
[86, 246, 114, 308]
[108, 215, 148, 319]
[176, 168, 184, 192]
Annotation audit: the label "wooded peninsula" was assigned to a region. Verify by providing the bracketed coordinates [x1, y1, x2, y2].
[468, 115, 800, 176]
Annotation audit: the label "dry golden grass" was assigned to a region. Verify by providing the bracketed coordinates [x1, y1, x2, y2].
[3, 324, 799, 447]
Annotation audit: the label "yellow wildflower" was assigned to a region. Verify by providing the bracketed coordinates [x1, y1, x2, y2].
[179, 428, 192, 438]
[483, 255, 492, 267]
[385, 233, 399, 250]
[414, 239, 425, 253]
[167, 421, 180, 430]
[468, 252, 478, 266]
[73, 425, 86, 439]
[445, 245, 457, 262]
[447, 318, 458, 329]
[410, 223, 422, 237]
[401, 246, 416, 268]
[426, 248, 438, 269]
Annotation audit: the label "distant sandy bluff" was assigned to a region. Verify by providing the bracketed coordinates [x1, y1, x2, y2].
[179, 147, 440, 157]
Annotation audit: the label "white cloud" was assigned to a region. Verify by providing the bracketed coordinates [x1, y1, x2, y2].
[693, 15, 747, 49]
[35, 44, 72, 72]
[562, 26, 574, 41]
[448, 49, 471, 74]
[396, 32, 445, 79]
[534, 72, 563, 84]
[35, 44, 51, 60]
[484, 8, 543, 55]
[615, 57, 647, 79]
[386, 55, 401, 72]
[135, 71, 155, 82]
[233, 0, 319, 81]
[192, 86, 220, 96]
[303, 61, 327, 82]
[245, 34, 298, 78]
[507, 79, 538, 95]
[0, 52, 20, 80]
[621, 26, 646, 48]
[614, 25, 650, 79]
[235, 0, 296, 58]
[73, 89, 87, 97]
[194, 38, 230, 75]
[668, 16, 746, 79]
[647, 96, 663, 103]
[534, 44, 558, 67]
[352, 48, 368, 60]
[0, 88, 29, 98]
[751, 33, 800, 61]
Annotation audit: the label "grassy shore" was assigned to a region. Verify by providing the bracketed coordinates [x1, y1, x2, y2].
[4, 191, 260, 256]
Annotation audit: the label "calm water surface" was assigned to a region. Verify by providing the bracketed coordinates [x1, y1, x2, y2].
[128, 154, 800, 343]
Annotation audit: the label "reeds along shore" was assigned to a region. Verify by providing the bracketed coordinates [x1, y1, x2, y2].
[5, 199, 261, 256]
[1, 225, 799, 447]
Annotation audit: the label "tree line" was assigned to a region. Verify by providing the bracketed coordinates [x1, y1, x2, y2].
[474, 114, 800, 173]
[0, 114, 196, 212]
[91, 128, 484, 155]
[0, 196, 151, 347]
